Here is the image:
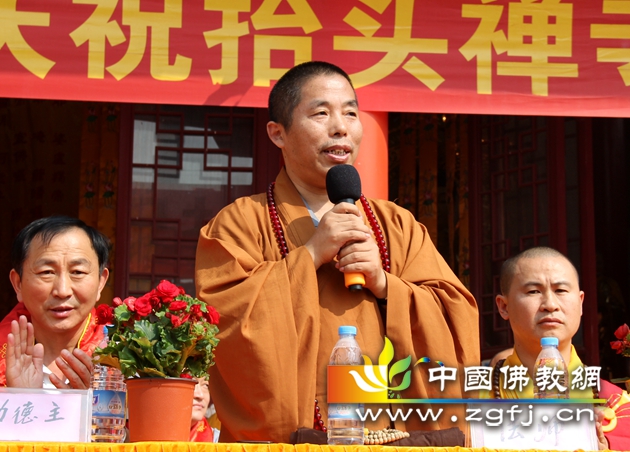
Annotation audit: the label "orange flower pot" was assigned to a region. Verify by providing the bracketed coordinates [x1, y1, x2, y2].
[126, 377, 197, 442]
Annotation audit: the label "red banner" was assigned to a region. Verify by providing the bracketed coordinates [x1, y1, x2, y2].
[1, 0, 630, 117]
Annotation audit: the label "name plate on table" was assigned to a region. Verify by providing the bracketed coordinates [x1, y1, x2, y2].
[469, 402, 598, 450]
[0, 387, 92, 442]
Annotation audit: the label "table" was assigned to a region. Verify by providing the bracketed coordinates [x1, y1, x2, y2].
[0, 443, 597, 452]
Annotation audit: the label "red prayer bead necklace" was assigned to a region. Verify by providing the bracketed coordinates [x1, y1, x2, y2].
[267, 182, 290, 257]
[314, 399, 325, 432]
[267, 181, 391, 432]
[266, 182, 391, 272]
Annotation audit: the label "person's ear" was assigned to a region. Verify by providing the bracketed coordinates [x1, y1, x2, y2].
[96, 268, 109, 302]
[496, 294, 509, 320]
[9, 269, 23, 302]
[579, 290, 584, 316]
[267, 121, 285, 149]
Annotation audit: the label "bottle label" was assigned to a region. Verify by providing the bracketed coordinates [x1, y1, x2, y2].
[328, 403, 364, 421]
[93, 390, 126, 418]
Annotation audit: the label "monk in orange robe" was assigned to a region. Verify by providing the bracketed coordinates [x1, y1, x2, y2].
[195, 61, 480, 444]
[489, 246, 628, 450]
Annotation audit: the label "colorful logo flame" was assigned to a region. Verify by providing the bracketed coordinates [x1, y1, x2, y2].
[327, 336, 444, 403]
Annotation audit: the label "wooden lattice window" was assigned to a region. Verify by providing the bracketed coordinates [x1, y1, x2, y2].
[125, 105, 256, 297]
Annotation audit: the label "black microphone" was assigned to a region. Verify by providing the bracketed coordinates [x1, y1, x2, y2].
[326, 164, 364, 292]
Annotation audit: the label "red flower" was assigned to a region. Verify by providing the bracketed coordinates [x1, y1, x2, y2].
[611, 341, 625, 354]
[112, 297, 123, 307]
[190, 304, 202, 319]
[180, 373, 193, 379]
[169, 300, 188, 311]
[171, 313, 192, 328]
[134, 295, 153, 317]
[614, 324, 630, 340]
[205, 306, 220, 325]
[155, 280, 181, 301]
[123, 296, 136, 311]
[95, 304, 114, 325]
[149, 293, 163, 308]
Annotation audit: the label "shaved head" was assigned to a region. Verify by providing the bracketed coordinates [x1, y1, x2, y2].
[499, 247, 579, 295]
[268, 61, 355, 131]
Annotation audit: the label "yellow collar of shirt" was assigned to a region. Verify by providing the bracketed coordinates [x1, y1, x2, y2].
[499, 345, 593, 399]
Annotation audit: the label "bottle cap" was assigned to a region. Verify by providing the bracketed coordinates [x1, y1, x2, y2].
[541, 337, 559, 346]
[338, 325, 357, 336]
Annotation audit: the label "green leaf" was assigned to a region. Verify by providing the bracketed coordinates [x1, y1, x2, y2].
[93, 354, 121, 370]
[118, 346, 143, 378]
[137, 367, 167, 378]
[389, 355, 411, 383]
[114, 305, 132, 322]
[388, 370, 412, 391]
[134, 319, 160, 342]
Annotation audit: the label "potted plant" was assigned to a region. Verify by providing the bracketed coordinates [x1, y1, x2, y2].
[611, 323, 630, 359]
[610, 323, 630, 393]
[93, 279, 220, 441]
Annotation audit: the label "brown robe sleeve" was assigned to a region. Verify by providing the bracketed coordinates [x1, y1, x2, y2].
[369, 199, 480, 432]
[195, 192, 322, 443]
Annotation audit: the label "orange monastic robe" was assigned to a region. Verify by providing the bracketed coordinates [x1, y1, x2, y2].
[195, 168, 479, 443]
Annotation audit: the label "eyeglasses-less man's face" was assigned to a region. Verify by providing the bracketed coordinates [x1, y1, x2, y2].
[268, 73, 363, 193]
[10, 227, 108, 336]
[497, 255, 584, 353]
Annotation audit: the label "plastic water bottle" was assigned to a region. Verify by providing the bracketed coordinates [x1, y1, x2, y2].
[327, 325, 364, 445]
[533, 336, 569, 399]
[91, 327, 127, 442]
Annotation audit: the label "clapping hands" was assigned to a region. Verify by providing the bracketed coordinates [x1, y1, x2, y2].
[5, 315, 93, 389]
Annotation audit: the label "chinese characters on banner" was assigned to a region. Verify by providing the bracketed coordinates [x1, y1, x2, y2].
[0, 0, 629, 116]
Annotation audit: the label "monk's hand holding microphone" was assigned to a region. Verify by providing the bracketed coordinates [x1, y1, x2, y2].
[326, 165, 386, 298]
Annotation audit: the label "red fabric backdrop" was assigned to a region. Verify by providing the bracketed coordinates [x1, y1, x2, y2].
[1, 0, 629, 116]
